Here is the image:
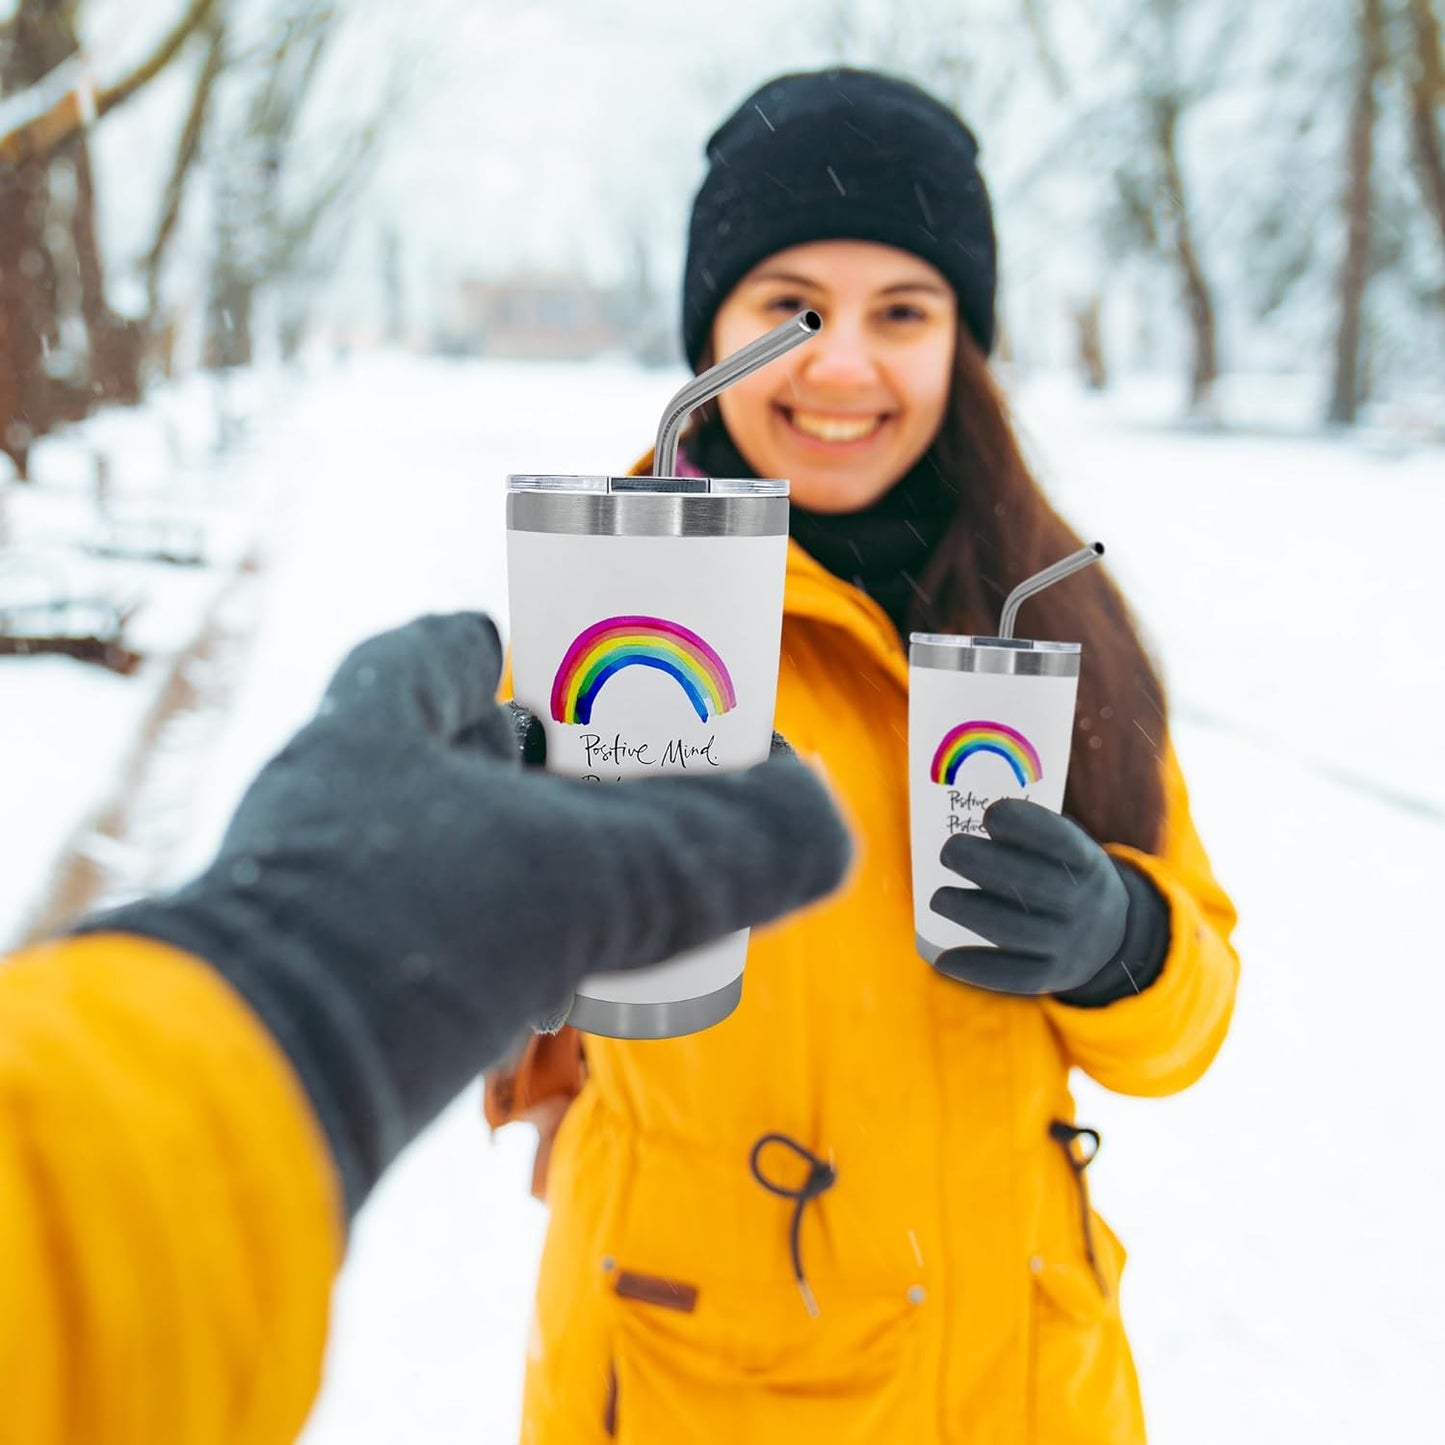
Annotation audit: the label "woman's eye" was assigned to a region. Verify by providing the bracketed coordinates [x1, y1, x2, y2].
[765, 295, 808, 314]
[883, 304, 927, 324]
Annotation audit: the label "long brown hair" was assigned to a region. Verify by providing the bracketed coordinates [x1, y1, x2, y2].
[913, 335, 1168, 852]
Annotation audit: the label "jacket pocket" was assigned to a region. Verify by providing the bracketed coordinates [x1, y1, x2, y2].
[1026, 1123, 1144, 1444]
[606, 1270, 927, 1443]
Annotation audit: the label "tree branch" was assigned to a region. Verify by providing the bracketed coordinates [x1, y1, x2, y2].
[0, 0, 220, 166]
[1019, 0, 1071, 99]
[142, 14, 226, 324]
[94, 0, 221, 118]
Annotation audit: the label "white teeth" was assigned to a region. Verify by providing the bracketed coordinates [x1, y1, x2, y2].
[788, 410, 884, 443]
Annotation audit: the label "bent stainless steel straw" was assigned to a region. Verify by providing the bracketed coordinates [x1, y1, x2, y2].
[998, 542, 1105, 639]
[653, 309, 822, 479]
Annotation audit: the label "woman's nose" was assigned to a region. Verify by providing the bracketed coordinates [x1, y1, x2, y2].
[796, 323, 879, 389]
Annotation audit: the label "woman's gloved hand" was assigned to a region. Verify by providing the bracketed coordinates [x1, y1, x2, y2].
[930, 798, 1169, 1006]
[77, 613, 852, 1216]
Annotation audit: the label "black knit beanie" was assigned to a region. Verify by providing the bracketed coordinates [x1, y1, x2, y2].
[682, 67, 997, 368]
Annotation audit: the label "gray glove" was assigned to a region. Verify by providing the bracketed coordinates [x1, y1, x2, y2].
[930, 798, 1169, 1005]
[77, 613, 851, 1215]
[500, 702, 801, 1035]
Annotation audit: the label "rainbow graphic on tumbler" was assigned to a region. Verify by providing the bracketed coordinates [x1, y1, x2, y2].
[551, 615, 737, 726]
[931, 720, 1042, 789]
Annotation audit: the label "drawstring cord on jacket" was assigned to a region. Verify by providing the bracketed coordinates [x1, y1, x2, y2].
[1049, 1120, 1104, 1289]
[749, 1132, 837, 1317]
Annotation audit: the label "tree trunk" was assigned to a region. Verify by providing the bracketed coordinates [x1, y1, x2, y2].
[1151, 96, 1219, 415]
[31, 4, 140, 411]
[0, 0, 75, 477]
[205, 192, 255, 372]
[204, 275, 255, 370]
[1403, 0, 1445, 257]
[0, 161, 49, 478]
[1, 0, 218, 474]
[382, 224, 404, 344]
[63, 134, 139, 404]
[0, 0, 222, 476]
[1329, 0, 1386, 426]
[143, 14, 226, 326]
[1073, 297, 1108, 390]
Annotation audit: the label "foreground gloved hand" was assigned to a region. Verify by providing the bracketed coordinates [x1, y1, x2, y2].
[502, 701, 803, 1038]
[930, 798, 1169, 1006]
[77, 613, 851, 1216]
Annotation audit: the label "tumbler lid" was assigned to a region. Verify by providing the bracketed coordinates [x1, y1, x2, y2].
[909, 633, 1081, 677]
[507, 475, 789, 537]
[910, 633, 1080, 652]
[507, 474, 787, 497]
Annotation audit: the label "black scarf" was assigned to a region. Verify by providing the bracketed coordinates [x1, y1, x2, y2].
[687, 419, 956, 642]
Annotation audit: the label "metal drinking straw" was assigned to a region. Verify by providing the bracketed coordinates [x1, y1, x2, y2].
[653, 309, 822, 479]
[998, 542, 1105, 639]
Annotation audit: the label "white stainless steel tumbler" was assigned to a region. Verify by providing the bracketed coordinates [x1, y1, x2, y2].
[909, 634, 1082, 964]
[506, 473, 789, 1039]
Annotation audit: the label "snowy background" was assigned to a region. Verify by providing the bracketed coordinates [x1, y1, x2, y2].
[5, 0, 1445, 1439]
[4, 352, 1442, 1443]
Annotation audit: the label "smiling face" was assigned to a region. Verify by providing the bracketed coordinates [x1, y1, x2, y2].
[708, 240, 958, 513]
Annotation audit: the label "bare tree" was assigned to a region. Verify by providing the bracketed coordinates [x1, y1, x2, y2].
[0, 0, 221, 477]
[1148, 88, 1219, 411]
[1109, 0, 1250, 414]
[203, 1, 392, 370]
[1002, 0, 1239, 406]
[1400, 0, 1445, 256]
[1073, 298, 1109, 390]
[142, 12, 228, 328]
[1329, 0, 1387, 424]
[1, 0, 83, 478]
[381, 223, 404, 346]
[1010, 0, 1114, 387]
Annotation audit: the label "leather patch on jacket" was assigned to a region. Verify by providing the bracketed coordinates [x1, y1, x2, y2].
[613, 1270, 699, 1313]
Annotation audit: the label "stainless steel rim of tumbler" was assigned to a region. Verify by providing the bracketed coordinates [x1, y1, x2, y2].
[916, 933, 946, 965]
[566, 973, 743, 1039]
[508, 491, 788, 538]
[909, 638, 1081, 678]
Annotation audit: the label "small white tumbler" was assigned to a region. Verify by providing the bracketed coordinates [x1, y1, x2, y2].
[909, 633, 1082, 964]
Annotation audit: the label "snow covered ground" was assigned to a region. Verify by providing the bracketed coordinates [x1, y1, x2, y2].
[0, 371, 275, 938]
[4, 353, 1443, 1442]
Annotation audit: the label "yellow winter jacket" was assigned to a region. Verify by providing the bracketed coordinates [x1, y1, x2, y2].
[509, 538, 1240, 1444]
[0, 933, 342, 1445]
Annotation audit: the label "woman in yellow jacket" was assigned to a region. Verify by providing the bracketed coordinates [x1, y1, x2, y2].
[0, 613, 850, 1445]
[488, 69, 1240, 1443]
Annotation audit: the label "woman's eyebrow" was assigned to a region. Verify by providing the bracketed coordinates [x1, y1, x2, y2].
[747, 270, 824, 290]
[878, 280, 950, 297]
[747, 272, 948, 297]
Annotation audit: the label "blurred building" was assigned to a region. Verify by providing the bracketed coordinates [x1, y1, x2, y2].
[443, 274, 626, 359]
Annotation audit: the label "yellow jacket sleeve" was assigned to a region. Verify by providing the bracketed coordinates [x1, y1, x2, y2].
[0, 933, 344, 1445]
[1041, 744, 1240, 1096]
